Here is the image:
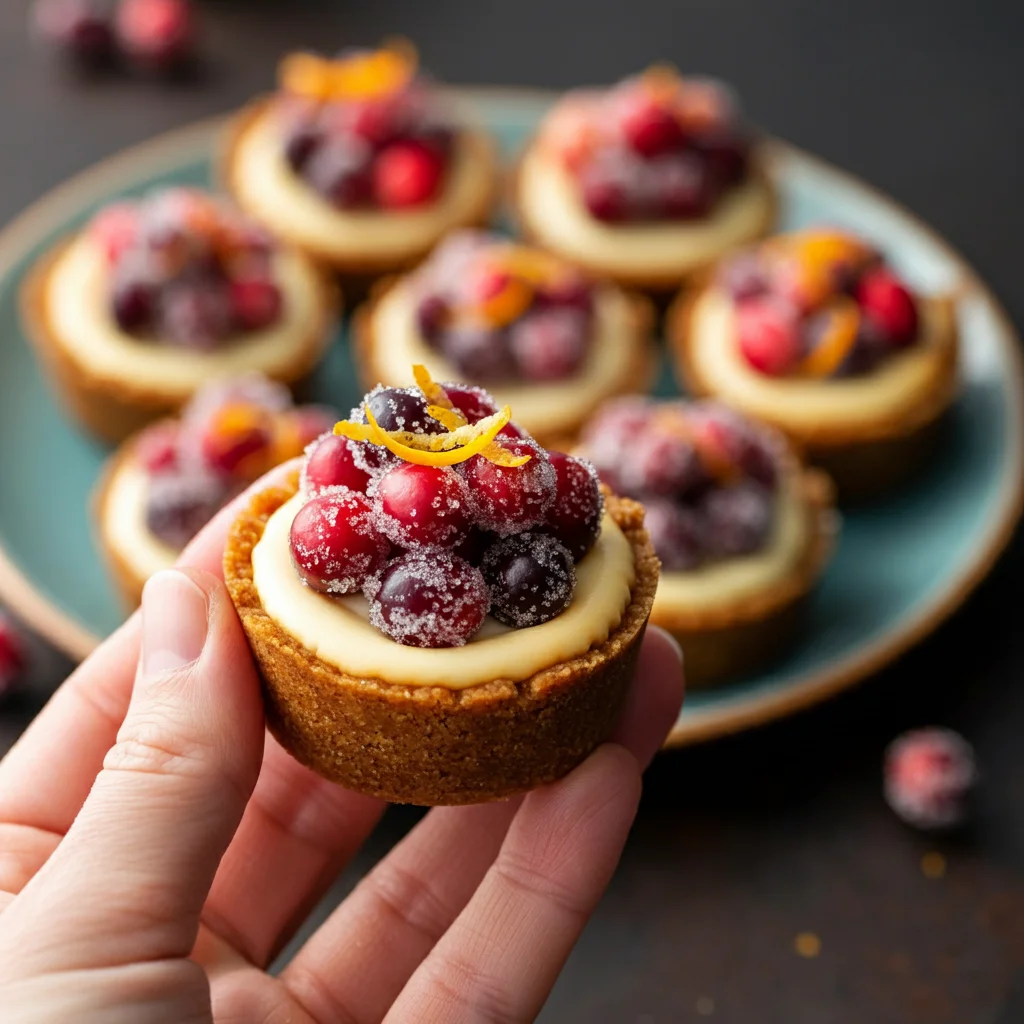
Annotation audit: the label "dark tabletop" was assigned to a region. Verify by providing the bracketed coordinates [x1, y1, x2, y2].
[2, 1, 1024, 1021]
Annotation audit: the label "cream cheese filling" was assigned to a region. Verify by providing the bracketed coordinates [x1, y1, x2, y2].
[46, 237, 325, 394]
[686, 287, 951, 431]
[370, 284, 645, 439]
[101, 459, 179, 582]
[653, 472, 808, 617]
[517, 148, 773, 276]
[251, 492, 636, 688]
[230, 110, 495, 259]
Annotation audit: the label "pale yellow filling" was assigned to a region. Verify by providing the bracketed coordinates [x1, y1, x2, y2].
[370, 284, 645, 439]
[251, 492, 636, 688]
[230, 109, 496, 260]
[46, 237, 325, 395]
[686, 287, 951, 431]
[101, 459, 179, 581]
[517, 148, 773, 277]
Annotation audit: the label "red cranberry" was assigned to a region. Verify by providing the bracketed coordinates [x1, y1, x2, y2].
[644, 500, 705, 571]
[302, 433, 371, 495]
[366, 550, 488, 647]
[856, 269, 918, 348]
[618, 96, 686, 158]
[443, 384, 498, 423]
[581, 397, 655, 486]
[289, 491, 389, 595]
[508, 308, 589, 381]
[199, 406, 273, 477]
[158, 282, 233, 349]
[0, 613, 26, 695]
[481, 533, 576, 627]
[737, 296, 803, 375]
[460, 438, 556, 535]
[373, 141, 444, 209]
[91, 203, 139, 264]
[116, 0, 195, 72]
[498, 421, 528, 441]
[544, 452, 603, 560]
[579, 167, 629, 222]
[534, 275, 594, 314]
[348, 98, 400, 146]
[688, 405, 779, 490]
[230, 279, 282, 333]
[366, 387, 446, 435]
[700, 483, 773, 557]
[416, 293, 450, 342]
[111, 272, 155, 334]
[136, 422, 180, 474]
[145, 468, 231, 549]
[375, 463, 470, 548]
[884, 728, 977, 830]
[628, 428, 705, 498]
[304, 138, 374, 209]
[718, 252, 768, 301]
[441, 324, 516, 382]
[35, 0, 115, 68]
[469, 265, 514, 305]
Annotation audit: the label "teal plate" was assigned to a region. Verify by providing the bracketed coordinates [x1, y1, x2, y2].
[0, 90, 1021, 745]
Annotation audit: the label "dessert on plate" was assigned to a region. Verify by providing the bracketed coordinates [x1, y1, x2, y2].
[513, 66, 776, 291]
[223, 365, 659, 805]
[222, 42, 499, 278]
[353, 230, 656, 448]
[96, 374, 335, 607]
[669, 227, 960, 497]
[579, 396, 836, 686]
[22, 187, 335, 443]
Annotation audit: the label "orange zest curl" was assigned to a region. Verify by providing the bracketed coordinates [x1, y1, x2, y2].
[798, 298, 861, 378]
[279, 41, 417, 103]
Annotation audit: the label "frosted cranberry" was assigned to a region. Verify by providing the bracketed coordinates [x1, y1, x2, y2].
[366, 551, 488, 647]
[91, 203, 139, 264]
[579, 168, 628, 222]
[625, 427, 705, 498]
[0, 613, 26, 695]
[416, 294, 450, 342]
[688, 406, 778, 490]
[856, 269, 918, 347]
[460, 438, 555, 535]
[581, 397, 654, 483]
[111, 274, 155, 333]
[137, 422, 180, 474]
[482, 533, 576, 628]
[619, 97, 685, 157]
[349, 98, 399, 146]
[737, 296, 802, 375]
[498, 421, 527, 440]
[289, 491, 389, 594]
[701, 483, 773, 557]
[442, 324, 516, 382]
[146, 469, 231, 548]
[644, 500, 705, 571]
[305, 138, 373, 208]
[283, 121, 321, 172]
[366, 387, 446, 435]
[116, 0, 195, 71]
[159, 283, 232, 349]
[651, 155, 717, 219]
[444, 384, 498, 423]
[35, 0, 115, 68]
[230, 279, 282, 332]
[718, 252, 768, 301]
[508, 308, 588, 381]
[469, 265, 513, 305]
[534, 275, 594, 313]
[375, 463, 470, 548]
[884, 728, 977, 830]
[545, 452, 603, 560]
[373, 141, 444, 209]
[302, 433, 371, 495]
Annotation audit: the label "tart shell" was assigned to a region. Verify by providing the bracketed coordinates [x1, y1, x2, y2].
[223, 476, 660, 806]
[352, 277, 658, 451]
[20, 238, 337, 445]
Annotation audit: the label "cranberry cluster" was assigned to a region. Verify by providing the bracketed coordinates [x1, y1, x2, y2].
[413, 233, 595, 383]
[542, 71, 750, 223]
[91, 189, 284, 349]
[138, 375, 335, 549]
[291, 382, 604, 648]
[720, 232, 920, 378]
[584, 397, 779, 572]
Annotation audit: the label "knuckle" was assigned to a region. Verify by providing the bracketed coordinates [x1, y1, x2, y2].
[494, 848, 590, 922]
[103, 707, 208, 783]
[431, 953, 519, 1024]
[361, 859, 450, 946]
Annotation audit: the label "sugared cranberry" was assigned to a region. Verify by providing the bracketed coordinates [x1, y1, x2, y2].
[508, 308, 588, 381]
[302, 433, 371, 495]
[158, 282, 233, 349]
[415, 294, 450, 342]
[348, 98, 400, 147]
[136, 422, 180, 474]
[498, 421, 527, 440]
[305, 138, 373, 209]
[544, 452, 603, 560]
[650, 155, 717, 220]
[460, 438, 556, 535]
[700, 483, 773, 557]
[289, 491, 389, 595]
[91, 203, 139, 264]
[578, 163, 629, 222]
[111, 273, 155, 334]
[115, 0, 195, 72]
[443, 384, 498, 424]
[618, 96, 686, 158]
[884, 728, 977, 830]
[644, 500, 705, 571]
[441, 324, 516, 382]
[535, 275, 594, 313]
[0, 613, 26, 696]
[283, 121, 321, 172]
[469, 264, 513, 306]
[375, 463, 470, 548]
[737, 296, 803, 375]
[688, 406, 778, 490]
[373, 141, 444, 209]
[624, 425, 705, 498]
[581, 396, 654, 488]
[482, 532, 576, 628]
[146, 468, 231, 549]
[366, 550, 488, 647]
[718, 252, 768, 301]
[199, 405, 273, 477]
[856, 269, 918, 348]
[35, 0, 115, 68]
[230, 279, 282, 333]
[366, 387, 446, 435]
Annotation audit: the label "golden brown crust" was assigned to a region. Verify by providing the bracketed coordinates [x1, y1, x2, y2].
[666, 275, 960, 499]
[20, 236, 338, 445]
[223, 475, 660, 805]
[509, 147, 778, 292]
[220, 97, 500, 279]
[351, 275, 658, 451]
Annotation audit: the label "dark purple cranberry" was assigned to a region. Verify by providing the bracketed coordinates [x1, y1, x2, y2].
[481, 532, 576, 628]
[718, 252, 768, 301]
[415, 293, 449, 343]
[452, 525, 494, 566]
[644, 500, 705, 572]
[544, 452, 603, 560]
[35, 0, 116, 69]
[651, 154, 718, 219]
[158, 282, 233, 349]
[624, 427, 706, 498]
[365, 551, 489, 648]
[578, 160, 630, 222]
[508, 308, 589, 381]
[366, 386, 446, 435]
[303, 137, 373, 209]
[111, 274, 155, 333]
[534, 275, 594, 314]
[441, 324, 516, 382]
[806, 310, 885, 379]
[145, 468, 232, 549]
[283, 122, 322, 172]
[701, 483, 773, 558]
[695, 130, 749, 186]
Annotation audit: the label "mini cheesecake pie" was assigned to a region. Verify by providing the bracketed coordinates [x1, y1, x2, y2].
[670, 228, 959, 497]
[354, 231, 655, 449]
[96, 375, 335, 607]
[513, 66, 776, 291]
[579, 397, 836, 686]
[22, 188, 335, 443]
[223, 366, 659, 805]
[223, 42, 499, 279]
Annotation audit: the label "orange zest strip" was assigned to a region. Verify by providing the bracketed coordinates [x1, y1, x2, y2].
[333, 421, 376, 442]
[426, 405, 465, 431]
[279, 43, 416, 102]
[479, 443, 531, 467]
[798, 299, 860, 378]
[365, 405, 515, 467]
[413, 364, 457, 413]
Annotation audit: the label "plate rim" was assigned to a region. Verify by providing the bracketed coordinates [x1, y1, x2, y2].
[0, 90, 1020, 746]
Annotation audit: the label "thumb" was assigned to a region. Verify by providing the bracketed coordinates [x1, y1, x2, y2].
[0, 569, 265, 976]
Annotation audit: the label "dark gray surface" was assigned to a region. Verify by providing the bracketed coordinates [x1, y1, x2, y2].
[2, 2, 1024, 1021]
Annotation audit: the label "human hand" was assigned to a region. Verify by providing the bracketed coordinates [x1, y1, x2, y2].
[0, 463, 684, 1023]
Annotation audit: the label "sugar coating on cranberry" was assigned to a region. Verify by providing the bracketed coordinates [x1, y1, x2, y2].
[544, 452, 604, 560]
[884, 728, 978, 831]
[374, 463, 470, 548]
[643, 500, 706, 572]
[460, 438, 556, 536]
[302, 433, 371, 496]
[700, 483, 774, 557]
[443, 383, 498, 423]
[365, 385, 446, 435]
[482, 533, 576, 628]
[0, 612, 26, 695]
[146, 468, 233, 549]
[365, 550, 488, 647]
[290, 491, 389, 595]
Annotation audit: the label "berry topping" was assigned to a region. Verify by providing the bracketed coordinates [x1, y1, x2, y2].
[700, 482, 774, 557]
[289, 491, 389, 595]
[136, 422, 180, 473]
[482, 533, 576, 628]
[0, 613, 27, 697]
[366, 551, 488, 647]
[302, 433, 372, 495]
[375, 463, 470, 548]
[229, 279, 283, 333]
[856, 268, 919, 348]
[884, 728, 977, 831]
[366, 386, 446, 435]
[443, 384, 498, 423]
[736, 297, 802, 376]
[618, 93, 687, 158]
[373, 141, 445, 208]
[115, 0, 195, 72]
[146, 468, 233, 550]
[544, 452, 604, 560]
[34, 0, 116, 69]
[643, 500, 705, 571]
[198, 403, 274, 477]
[461, 438, 556, 535]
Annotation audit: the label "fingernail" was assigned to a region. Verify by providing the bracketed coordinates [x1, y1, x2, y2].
[649, 625, 684, 667]
[141, 570, 209, 677]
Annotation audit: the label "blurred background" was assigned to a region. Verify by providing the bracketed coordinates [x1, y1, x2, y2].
[3, 2, 1024, 1021]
